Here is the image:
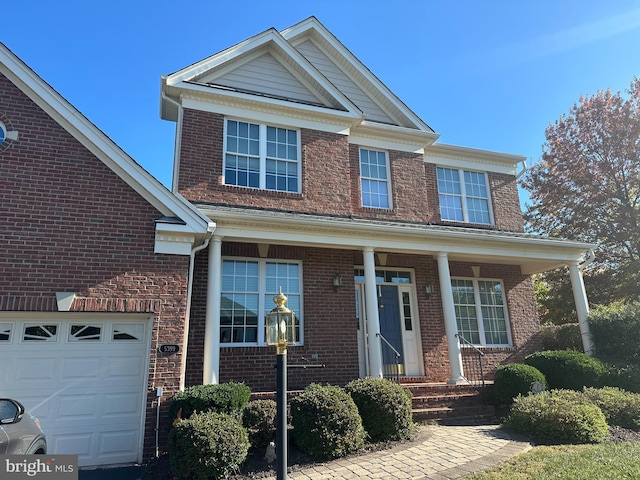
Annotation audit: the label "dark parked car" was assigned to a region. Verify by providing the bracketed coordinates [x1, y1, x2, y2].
[0, 398, 47, 454]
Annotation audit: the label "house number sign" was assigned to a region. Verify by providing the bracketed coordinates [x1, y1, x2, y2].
[159, 344, 180, 354]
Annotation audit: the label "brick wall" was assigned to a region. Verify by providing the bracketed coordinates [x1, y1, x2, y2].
[187, 244, 541, 388]
[0, 73, 191, 461]
[175, 109, 526, 232]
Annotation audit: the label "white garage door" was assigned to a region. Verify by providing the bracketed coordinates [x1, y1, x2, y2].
[0, 314, 151, 467]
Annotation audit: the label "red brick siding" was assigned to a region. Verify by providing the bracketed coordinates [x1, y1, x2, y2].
[176, 109, 526, 233]
[187, 245, 540, 388]
[489, 172, 525, 232]
[185, 244, 359, 391]
[0, 73, 190, 461]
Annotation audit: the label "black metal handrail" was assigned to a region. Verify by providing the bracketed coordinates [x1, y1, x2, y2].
[455, 333, 486, 395]
[377, 332, 401, 383]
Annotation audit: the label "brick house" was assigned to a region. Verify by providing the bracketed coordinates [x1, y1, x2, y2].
[0, 42, 212, 466]
[1, 16, 595, 469]
[162, 17, 595, 392]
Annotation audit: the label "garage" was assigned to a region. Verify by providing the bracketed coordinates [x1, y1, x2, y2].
[0, 313, 151, 467]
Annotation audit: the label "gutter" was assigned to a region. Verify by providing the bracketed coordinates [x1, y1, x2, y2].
[578, 248, 596, 270]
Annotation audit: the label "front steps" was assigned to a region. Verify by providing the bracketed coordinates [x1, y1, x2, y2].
[399, 378, 496, 423]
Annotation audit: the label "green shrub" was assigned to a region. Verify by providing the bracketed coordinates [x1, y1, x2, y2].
[605, 364, 640, 393]
[168, 381, 251, 421]
[590, 302, 640, 366]
[541, 323, 583, 351]
[344, 377, 414, 442]
[524, 350, 610, 390]
[493, 363, 547, 406]
[168, 411, 249, 480]
[583, 387, 640, 431]
[290, 384, 365, 460]
[505, 389, 609, 444]
[242, 399, 277, 448]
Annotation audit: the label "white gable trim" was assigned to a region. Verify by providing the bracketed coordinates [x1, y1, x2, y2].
[0, 42, 213, 246]
[163, 28, 362, 121]
[281, 17, 435, 134]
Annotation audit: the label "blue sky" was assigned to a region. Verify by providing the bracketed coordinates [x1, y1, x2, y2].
[3, 1, 640, 209]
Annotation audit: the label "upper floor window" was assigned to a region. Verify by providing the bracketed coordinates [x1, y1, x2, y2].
[221, 258, 302, 346]
[224, 119, 300, 193]
[360, 148, 391, 209]
[437, 167, 492, 224]
[451, 278, 510, 346]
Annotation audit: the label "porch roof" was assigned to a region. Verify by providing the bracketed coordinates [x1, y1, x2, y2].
[195, 204, 595, 275]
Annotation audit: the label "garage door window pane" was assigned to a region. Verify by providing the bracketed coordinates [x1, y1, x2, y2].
[23, 324, 58, 341]
[0, 323, 11, 341]
[69, 324, 102, 341]
[113, 324, 144, 341]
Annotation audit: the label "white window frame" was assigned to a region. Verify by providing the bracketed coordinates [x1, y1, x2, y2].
[359, 148, 392, 209]
[223, 118, 301, 193]
[220, 257, 303, 347]
[451, 277, 511, 347]
[437, 167, 493, 224]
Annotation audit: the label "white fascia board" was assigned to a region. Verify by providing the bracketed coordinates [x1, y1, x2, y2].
[426, 143, 526, 175]
[281, 17, 434, 133]
[164, 28, 362, 119]
[0, 43, 212, 238]
[349, 121, 440, 153]
[180, 95, 353, 135]
[200, 207, 593, 266]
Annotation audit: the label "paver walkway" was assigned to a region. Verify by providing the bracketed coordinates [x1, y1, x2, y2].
[264, 423, 532, 480]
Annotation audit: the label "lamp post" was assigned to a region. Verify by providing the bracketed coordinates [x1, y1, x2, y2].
[265, 287, 296, 480]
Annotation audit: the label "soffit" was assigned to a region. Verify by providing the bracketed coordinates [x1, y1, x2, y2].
[197, 204, 595, 275]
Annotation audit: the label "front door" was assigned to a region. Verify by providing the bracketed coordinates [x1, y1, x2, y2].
[355, 276, 424, 378]
[378, 285, 404, 376]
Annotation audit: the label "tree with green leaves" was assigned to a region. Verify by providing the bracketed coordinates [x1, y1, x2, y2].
[521, 78, 640, 323]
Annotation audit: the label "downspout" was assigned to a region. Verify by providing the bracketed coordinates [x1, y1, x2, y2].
[179, 229, 214, 391]
[161, 91, 183, 194]
[569, 248, 596, 355]
[579, 248, 596, 269]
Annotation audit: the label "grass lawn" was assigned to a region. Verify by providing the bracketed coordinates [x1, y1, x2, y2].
[466, 442, 640, 480]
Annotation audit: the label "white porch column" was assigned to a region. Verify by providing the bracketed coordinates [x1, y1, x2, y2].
[203, 236, 222, 384]
[363, 247, 383, 378]
[569, 262, 595, 355]
[437, 253, 465, 384]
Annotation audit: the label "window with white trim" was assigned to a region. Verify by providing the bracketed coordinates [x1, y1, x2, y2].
[224, 119, 300, 193]
[360, 148, 391, 209]
[437, 167, 492, 224]
[451, 278, 510, 346]
[221, 258, 302, 345]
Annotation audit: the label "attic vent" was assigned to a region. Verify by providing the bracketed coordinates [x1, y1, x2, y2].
[0, 117, 19, 152]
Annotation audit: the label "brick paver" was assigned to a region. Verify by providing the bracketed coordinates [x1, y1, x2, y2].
[264, 424, 531, 480]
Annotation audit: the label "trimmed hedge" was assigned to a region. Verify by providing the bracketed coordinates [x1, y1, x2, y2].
[242, 399, 277, 448]
[493, 363, 547, 406]
[589, 302, 640, 366]
[505, 389, 609, 444]
[541, 323, 582, 351]
[290, 384, 365, 460]
[524, 350, 609, 390]
[168, 411, 249, 480]
[168, 381, 251, 422]
[344, 377, 414, 442]
[582, 387, 640, 431]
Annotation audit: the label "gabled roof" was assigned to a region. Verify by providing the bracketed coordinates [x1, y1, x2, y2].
[161, 17, 439, 148]
[281, 17, 436, 134]
[0, 41, 213, 249]
[162, 27, 363, 123]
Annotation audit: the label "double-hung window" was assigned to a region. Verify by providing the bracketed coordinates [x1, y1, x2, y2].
[220, 258, 302, 345]
[437, 167, 491, 224]
[224, 119, 300, 193]
[360, 148, 391, 209]
[451, 278, 510, 346]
